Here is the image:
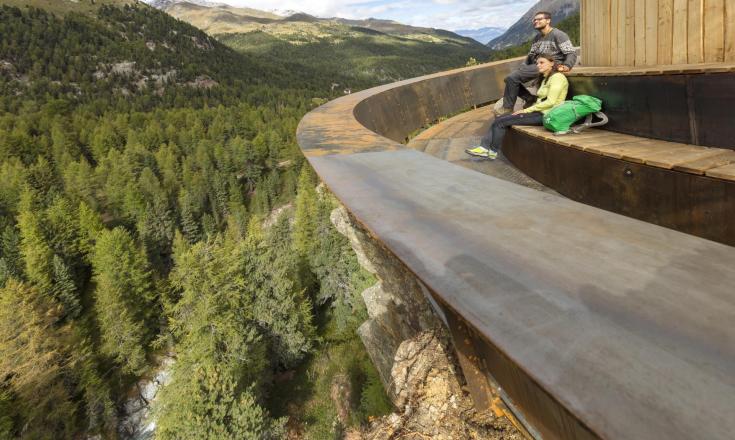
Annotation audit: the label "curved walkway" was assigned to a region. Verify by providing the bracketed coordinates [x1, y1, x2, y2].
[297, 59, 735, 440]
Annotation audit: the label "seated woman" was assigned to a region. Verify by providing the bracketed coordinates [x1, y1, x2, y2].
[466, 53, 568, 160]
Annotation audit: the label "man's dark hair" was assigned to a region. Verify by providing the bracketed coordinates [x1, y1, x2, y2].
[534, 11, 552, 20]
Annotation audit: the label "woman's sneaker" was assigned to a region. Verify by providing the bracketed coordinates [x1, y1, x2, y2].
[465, 146, 498, 160]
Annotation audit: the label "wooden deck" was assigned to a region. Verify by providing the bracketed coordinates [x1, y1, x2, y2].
[408, 105, 735, 183]
[514, 126, 735, 181]
[406, 107, 552, 193]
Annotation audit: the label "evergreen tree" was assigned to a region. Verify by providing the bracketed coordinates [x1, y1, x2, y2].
[292, 164, 318, 257]
[0, 280, 78, 439]
[17, 189, 54, 290]
[242, 215, 316, 368]
[91, 227, 157, 374]
[168, 238, 268, 385]
[156, 365, 285, 440]
[178, 189, 201, 244]
[51, 254, 81, 319]
[77, 201, 104, 261]
[0, 224, 22, 286]
[0, 390, 13, 439]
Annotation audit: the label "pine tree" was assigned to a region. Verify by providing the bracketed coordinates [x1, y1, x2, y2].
[77, 201, 104, 261]
[178, 189, 201, 244]
[45, 196, 83, 263]
[0, 280, 79, 439]
[0, 390, 13, 439]
[242, 215, 316, 368]
[0, 224, 22, 283]
[292, 164, 318, 257]
[0, 158, 27, 214]
[92, 227, 157, 374]
[51, 255, 81, 319]
[156, 365, 284, 440]
[17, 189, 54, 291]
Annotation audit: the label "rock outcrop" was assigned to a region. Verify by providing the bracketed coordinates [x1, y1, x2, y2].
[330, 206, 441, 397]
[118, 356, 174, 440]
[330, 206, 522, 439]
[364, 332, 523, 440]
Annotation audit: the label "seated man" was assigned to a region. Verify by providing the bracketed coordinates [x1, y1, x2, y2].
[497, 11, 577, 116]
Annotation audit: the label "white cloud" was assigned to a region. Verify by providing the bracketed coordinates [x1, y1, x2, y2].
[219, 0, 536, 30]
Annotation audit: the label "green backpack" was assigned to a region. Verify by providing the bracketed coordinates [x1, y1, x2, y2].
[543, 95, 603, 133]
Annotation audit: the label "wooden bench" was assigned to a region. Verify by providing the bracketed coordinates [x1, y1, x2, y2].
[513, 126, 735, 181]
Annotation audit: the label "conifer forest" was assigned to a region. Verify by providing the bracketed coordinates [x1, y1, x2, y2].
[0, 2, 578, 438]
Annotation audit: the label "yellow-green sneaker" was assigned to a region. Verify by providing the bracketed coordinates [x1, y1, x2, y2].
[465, 146, 498, 159]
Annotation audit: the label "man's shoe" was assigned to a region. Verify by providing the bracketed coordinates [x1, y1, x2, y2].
[465, 146, 498, 160]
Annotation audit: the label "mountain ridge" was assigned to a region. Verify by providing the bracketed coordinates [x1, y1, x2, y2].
[455, 27, 506, 45]
[151, 0, 483, 47]
[487, 0, 579, 49]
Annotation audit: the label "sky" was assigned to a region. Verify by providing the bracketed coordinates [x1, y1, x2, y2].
[216, 0, 537, 31]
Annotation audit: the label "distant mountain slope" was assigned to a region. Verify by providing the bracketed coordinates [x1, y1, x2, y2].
[455, 27, 507, 45]
[154, 1, 484, 47]
[0, 0, 134, 15]
[153, 1, 492, 86]
[487, 0, 579, 49]
[0, 1, 336, 110]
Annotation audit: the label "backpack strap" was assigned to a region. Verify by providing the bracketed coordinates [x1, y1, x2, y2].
[571, 112, 609, 134]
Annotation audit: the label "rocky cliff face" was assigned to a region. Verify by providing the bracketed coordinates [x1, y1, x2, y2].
[487, 0, 579, 50]
[330, 206, 523, 439]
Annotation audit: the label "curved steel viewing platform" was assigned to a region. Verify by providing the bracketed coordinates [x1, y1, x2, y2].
[296, 58, 735, 440]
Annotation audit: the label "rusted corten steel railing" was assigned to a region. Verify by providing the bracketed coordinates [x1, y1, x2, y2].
[503, 62, 735, 247]
[296, 59, 735, 440]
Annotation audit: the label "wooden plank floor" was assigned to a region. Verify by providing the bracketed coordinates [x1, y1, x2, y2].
[407, 106, 554, 193]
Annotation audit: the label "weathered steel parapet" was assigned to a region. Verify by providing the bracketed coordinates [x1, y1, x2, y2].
[296, 60, 735, 440]
[297, 57, 523, 156]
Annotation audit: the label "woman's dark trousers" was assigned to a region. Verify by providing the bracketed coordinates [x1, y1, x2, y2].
[480, 112, 544, 151]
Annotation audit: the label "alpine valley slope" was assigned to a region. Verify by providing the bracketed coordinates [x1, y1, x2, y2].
[0, 1, 394, 438]
[487, 0, 579, 49]
[153, 0, 494, 86]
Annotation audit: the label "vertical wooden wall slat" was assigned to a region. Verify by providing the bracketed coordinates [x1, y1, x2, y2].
[625, 0, 637, 65]
[645, 0, 660, 65]
[581, 0, 588, 65]
[635, 0, 648, 65]
[596, 0, 604, 66]
[621, 0, 635, 66]
[658, 0, 674, 64]
[725, 0, 735, 61]
[704, 0, 725, 62]
[610, 0, 620, 65]
[672, 0, 689, 64]
[603, 0, 612, 66]
[594, 0, 603, 66]
[687, 0, 704, 63]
